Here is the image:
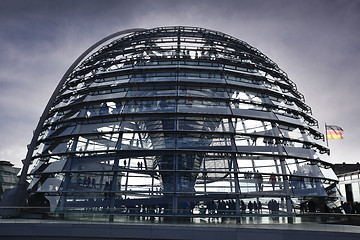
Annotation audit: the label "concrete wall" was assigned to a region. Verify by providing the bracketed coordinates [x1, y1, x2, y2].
[0, 222, 359, 240]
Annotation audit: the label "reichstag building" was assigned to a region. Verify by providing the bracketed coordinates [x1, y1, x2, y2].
[15, 26, 339, 217]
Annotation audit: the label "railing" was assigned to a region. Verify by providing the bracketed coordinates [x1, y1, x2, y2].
[1, 207, 359, 226]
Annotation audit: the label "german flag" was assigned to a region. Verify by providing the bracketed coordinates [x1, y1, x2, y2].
[326, 125, 344, 139]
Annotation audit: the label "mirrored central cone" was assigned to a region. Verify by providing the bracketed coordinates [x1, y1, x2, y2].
[147, 118, 221, 192]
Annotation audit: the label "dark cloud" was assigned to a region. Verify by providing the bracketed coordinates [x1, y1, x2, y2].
[1, 0, 359, 166]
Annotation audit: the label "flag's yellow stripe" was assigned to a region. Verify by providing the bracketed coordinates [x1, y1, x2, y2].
[327, 134, 343, 139]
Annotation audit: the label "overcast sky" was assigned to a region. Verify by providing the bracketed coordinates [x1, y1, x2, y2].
[0, 0, 359, 167]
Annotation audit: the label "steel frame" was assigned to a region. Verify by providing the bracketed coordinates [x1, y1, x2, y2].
[16, 27, 339, 215]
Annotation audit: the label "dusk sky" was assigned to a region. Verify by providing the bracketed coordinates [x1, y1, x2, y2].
[0, 0, 359, 167]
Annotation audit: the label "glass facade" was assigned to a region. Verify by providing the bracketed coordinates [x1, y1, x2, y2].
[0, 161, 20, 200]
[25, 27, 339, 215]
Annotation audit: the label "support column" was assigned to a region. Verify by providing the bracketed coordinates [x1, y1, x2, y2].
[279, 158, 293, 223]
[59, 136, 79, 212]
[231, 154, 241, 217]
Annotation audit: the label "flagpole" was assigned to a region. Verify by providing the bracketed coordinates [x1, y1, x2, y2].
[325, 123, 329, 147]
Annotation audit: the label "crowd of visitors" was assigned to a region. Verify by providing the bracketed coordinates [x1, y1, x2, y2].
[110, 199, 284, 216]
[342, 201, 360, 214]
[97, 198, 285, 216]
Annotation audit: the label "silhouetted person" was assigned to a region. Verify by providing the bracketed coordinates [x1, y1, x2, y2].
[248, 201, 253, 213]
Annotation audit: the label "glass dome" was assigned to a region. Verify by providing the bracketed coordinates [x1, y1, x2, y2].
[25, 26, 339, 215]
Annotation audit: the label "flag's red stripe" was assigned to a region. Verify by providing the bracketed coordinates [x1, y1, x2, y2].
[326, 130, 343, 135]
